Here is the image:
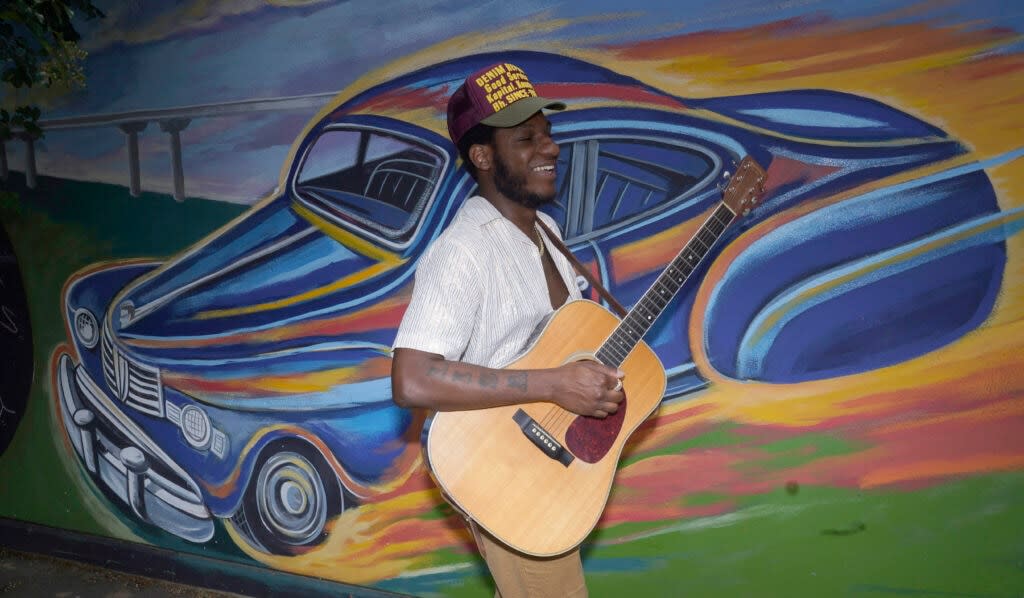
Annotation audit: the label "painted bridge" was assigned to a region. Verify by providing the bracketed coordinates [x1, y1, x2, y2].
[1, 92, 336, 201]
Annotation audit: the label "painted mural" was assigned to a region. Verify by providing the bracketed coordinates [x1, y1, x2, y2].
[0, 221, 33, 457]
[1, 1, 1022, 596]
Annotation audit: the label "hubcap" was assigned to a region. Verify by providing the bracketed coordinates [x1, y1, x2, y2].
[255, 451, 328, 545]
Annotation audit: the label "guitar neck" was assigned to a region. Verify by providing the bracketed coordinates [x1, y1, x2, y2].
[595, 202, 737, 367]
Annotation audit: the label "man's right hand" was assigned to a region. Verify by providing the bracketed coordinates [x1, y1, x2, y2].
[392, 348, 624, 416]
[548, 361, 625, 419]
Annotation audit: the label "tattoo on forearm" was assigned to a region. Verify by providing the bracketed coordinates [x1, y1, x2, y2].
[427, 362, 524, 393]
[426, 362, 450, 379]
[506, 372, 528, 392]
[479, 371, 498, 389]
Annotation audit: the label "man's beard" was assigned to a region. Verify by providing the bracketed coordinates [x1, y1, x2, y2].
[493, 154, 555, 209]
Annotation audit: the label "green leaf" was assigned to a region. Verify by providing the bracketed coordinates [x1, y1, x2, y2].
[25, 122, 44, 139]
[1, 0, 104, 131]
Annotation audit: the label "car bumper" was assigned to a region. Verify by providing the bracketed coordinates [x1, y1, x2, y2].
[55, 352, 214, 543]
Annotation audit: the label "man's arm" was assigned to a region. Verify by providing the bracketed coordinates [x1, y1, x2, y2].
[391, 348, 624, 418]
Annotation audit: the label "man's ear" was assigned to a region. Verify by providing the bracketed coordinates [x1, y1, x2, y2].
[469, 143, 492, 172]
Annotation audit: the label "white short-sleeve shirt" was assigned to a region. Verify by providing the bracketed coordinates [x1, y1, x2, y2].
[393, 195, 582, 368]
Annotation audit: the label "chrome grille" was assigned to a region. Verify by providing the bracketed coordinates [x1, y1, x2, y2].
[102, 325, 164, 417]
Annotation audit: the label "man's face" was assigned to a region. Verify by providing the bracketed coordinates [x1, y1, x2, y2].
[489, 112, 560, 208]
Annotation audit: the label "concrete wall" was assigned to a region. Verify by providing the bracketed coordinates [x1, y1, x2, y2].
[1, 1, 1022, 596]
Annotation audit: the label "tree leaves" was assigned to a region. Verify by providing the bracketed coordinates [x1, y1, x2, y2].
[0, 0, 103, 139]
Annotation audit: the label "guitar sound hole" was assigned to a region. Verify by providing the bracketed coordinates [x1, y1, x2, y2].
[564, 395, 626, 463]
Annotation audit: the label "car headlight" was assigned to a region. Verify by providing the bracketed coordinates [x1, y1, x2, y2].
[73, 308, 100, 349]
[180, 405, 212, 449]
[119, 300, 136, 327]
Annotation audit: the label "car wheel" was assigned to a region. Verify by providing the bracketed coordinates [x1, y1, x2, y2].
[235, 441, 342, 555]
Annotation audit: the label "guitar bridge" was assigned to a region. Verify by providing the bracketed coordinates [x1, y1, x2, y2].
[513, 409, 574, 467]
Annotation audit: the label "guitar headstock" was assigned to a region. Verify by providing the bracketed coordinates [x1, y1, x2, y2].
[721, 155, 767, 216]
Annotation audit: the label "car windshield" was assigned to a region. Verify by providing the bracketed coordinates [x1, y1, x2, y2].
[558, 136, 715, 238]
[589, 139, 713, 230]
[294, 126, 444, 248]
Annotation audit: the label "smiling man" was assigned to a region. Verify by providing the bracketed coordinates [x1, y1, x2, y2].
[390, 62, 625, 597]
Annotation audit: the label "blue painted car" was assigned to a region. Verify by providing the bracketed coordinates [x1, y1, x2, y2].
[51, 51, 1003, 555]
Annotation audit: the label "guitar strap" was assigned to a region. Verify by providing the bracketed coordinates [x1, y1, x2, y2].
[535, 219, 629, 318]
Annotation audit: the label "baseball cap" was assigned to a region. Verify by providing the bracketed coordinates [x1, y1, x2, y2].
[446, 62, 566, 147]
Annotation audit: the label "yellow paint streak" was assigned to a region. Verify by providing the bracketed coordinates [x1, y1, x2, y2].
[227, 484, 466, 585]
[303, 13, 646, 144]
[610, 209, 709, 283]
[684, 107, 948, 147]
[350, 105, 448, 140]
[188, 200, 408, 319]
[195, 259, 399, 319]
[986, 159, 1024, 327]
[695, 316, 1024, 428]
[603, 20, 1024, 162]
[746, 210, 1024, 347]
[256, 367, 358, 394]
[166, 366, 359, 399]
[292, 202, 404, 265]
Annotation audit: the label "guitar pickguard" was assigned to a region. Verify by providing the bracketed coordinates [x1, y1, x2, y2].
[426, 155, 764, 556]
[564, 394, 626, 463]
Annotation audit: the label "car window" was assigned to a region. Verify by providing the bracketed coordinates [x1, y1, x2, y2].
[294, 127, 444, 246]
[589, 139, 713, 231]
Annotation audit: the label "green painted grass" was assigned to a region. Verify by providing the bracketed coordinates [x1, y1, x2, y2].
[380, 474, 1024, 596]
[742, 432, 867, 472]
[584, 474, 1024, 597]
[0, 174, 243, 535]
[620, 423, 748, 468]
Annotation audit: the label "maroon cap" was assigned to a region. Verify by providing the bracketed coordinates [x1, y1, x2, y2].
[446, 62, 565, 147]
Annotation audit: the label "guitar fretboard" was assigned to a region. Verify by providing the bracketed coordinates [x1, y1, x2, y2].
[595, 203, 736, 367]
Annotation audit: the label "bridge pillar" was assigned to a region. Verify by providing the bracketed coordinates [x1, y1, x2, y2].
[23, 136, 36, 189]
[159, 118, 191, 202]
[118, 122, 148, 197]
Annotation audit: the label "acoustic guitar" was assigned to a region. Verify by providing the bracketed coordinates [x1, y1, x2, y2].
[427, 156, 767, 556]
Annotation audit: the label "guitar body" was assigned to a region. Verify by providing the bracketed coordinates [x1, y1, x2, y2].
[427, 299, 666, 556]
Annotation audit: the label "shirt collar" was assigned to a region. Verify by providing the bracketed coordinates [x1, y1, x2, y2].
[460, 195, 506, 227]
[460, 195, 544, 246]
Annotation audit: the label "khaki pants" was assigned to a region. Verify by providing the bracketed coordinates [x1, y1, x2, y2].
[468, 520, 587, 598]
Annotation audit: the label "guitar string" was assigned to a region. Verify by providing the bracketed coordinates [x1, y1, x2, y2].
[531, 169, 759, 448]
[532, 215, 718, 433]
[539, 205, 740, 441]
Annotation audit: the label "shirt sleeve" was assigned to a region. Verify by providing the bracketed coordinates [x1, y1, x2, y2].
[392, 235, 483, 361]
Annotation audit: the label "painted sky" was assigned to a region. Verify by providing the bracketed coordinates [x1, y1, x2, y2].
[1, 0, 1020, 203]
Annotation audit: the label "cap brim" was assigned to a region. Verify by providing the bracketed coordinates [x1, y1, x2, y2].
[480, 96, 566, 128]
